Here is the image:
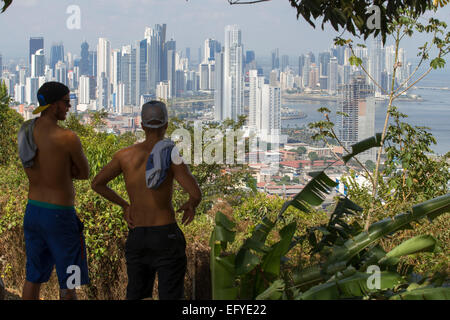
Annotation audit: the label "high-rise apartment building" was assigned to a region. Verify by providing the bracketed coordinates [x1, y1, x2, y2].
[328, 56, 338, 94]
[97, 38, 111, 85]
[271, 48, 280, 70]
[337, 76, 376, 162]
[50, 43, 64, 71]
[29, 37, 44, 65]
[369, 35, 383, 96]
[79, 41, 90, 76]
[79, 75, 90, 104]
[31, 49, 45, 78]
[222, 25, 243, 121]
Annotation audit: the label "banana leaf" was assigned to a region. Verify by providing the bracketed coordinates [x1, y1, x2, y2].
[379, 235, 438, 266]
[255, 279, 285, 300]
[210, 212, 238, 300]
[235, 217, 275, 275]
[389, 287, 450, 300]
[342, 133, 382, 163]
[261, 222, 297, 277]
[325, 194, 450, 268]
[293, 264, 324, 286]
[411, 193, 450, 221]
[278, 171, 337, 219]
[298, 271, 404, 300]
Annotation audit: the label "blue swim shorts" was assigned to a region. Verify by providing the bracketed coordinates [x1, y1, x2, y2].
[23, 200, 90, 289]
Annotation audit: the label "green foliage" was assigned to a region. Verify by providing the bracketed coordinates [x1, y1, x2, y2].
[0, 0, 12, 13]
[210, 131, 450, 300]
[288, 0, 436, 45]
[380, 107, 449, 205]
[308, 152, 319, 162]
[0, 81, 23, 166]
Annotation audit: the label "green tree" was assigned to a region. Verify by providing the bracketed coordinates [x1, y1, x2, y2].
[296, 146, 307, 155]
[308, 151, 319, 162]
[0, 81, 23, 166]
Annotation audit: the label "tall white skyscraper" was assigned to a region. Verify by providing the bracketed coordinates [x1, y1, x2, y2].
[338, 76, 376, 162]
[97, 38, 111, 84]
[328, 57, 338, 94]
[79, 75, 90, 104]
[249, 69, 281, 139]
[214, 50, 225, 121]
[302, 53, 311, 88]
[25, 77, 39, 105]
[249, 69, 264, 129]
[369, 35, 383, 96]
[31, 49, 45, 78]
[146, 25, 164, 93]
[223, 25, 243, 121]
[260, 85, 281, 140]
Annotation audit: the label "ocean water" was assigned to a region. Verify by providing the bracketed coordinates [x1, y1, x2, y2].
[282, 71, 450, 155]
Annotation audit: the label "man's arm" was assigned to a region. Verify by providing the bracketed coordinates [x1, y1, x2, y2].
[66, 131, 89, 180]
[172, 162, 202, 225]
[91, 152, 129, 208]
[91, 152, 134, 228]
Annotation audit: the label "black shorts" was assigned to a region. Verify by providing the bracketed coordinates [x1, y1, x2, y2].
[125, 223, 187, 300]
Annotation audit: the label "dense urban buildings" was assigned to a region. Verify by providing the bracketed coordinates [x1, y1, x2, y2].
[2, 24, 412, 137]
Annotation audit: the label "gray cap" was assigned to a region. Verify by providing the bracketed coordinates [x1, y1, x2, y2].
[141, 101, 168, 128]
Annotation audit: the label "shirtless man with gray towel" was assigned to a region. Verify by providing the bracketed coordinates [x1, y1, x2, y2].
[91, 101, 201, 300]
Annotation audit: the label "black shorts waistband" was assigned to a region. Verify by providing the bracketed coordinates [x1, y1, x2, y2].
[128, 223, 179, 233]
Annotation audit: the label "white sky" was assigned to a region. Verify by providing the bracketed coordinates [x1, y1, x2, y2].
[1, 0, 449, 64]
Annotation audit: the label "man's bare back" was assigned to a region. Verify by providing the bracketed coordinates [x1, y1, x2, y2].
[116, 141, 177, 227]
[92, 137, 201, 228]
[26, 117, 80, 206]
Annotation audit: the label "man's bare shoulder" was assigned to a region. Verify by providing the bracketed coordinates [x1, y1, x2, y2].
[114, 143, 144, 161]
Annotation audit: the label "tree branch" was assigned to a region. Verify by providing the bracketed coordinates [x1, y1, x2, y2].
[228, 0, 271, 4]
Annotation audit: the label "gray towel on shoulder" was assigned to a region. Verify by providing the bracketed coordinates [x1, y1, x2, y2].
[18, 118, 38, 168]
[145, 138, 183, 189]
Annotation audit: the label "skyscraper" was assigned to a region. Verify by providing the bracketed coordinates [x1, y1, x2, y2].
[223, 25, 243, 121]
[79, 75, 90, 104]
[302, 53, 311, 88]
[55, 61, 68, 86]
[50, 42, 64, 71]
[31, 49, 45, 78]
[318, 51, 331, 76]
[29, 37, 44, 65]
[97, 38, 111, 85]
[136, 39, 148, 103]
[214, 50, 225, 121]
[89, 50, 97, 77]
[260, 85, 281, 138]
[337, 76, 375, 162]
[271, 48, 280, 70]
[328, 56, 338, 94]
[298, 54, 305, 77]
[146, 25, 165, 93]
[249, 69, 264, 129]
[281, 55, 289, 72]
[120, 45, 132, 106]
[79, 41, 90, 76]
[369, 35, 383, 96]
[164, 39, 177, 97]
[203, 38, 221, 63]
[0, 53, 2, 78]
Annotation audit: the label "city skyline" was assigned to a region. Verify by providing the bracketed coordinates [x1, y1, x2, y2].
[2, 0, 450, 61]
